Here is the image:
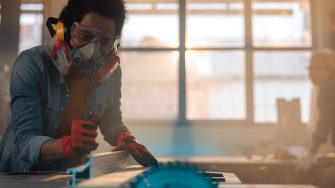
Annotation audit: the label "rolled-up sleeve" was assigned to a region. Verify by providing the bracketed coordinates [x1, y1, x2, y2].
[10, 52, 52, 166]
[99, 67, 129, 146]
[312, 82, 335, 145]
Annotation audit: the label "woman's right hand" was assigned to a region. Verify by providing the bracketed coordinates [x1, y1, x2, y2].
[61, 119, 98, 157]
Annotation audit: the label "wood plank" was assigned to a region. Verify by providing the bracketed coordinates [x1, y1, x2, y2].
[0, 171, 72, 188]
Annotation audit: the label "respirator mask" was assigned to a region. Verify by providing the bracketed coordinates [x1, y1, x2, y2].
[46, 17, 120, 84]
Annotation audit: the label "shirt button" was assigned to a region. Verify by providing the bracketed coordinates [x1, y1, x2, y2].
[60, 107, 64, 111]
[66, 94, 70, 98]
[55, 124, 58, 127]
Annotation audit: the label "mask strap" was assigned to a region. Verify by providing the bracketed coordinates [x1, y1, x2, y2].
[49, 41, 72, 74]
[50, 41, 68, 59]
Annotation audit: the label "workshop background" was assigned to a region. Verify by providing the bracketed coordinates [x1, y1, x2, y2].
[0, 0, 334, 157]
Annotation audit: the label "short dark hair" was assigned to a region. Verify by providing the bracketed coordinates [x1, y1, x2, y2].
[59, 0, 126, 42]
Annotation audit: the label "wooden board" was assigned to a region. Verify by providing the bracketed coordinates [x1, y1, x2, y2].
[0, 171, 72, 188]
[78, 165, 146, 188]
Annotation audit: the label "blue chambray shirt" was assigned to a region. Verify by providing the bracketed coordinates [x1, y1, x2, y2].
[0, 45, 129, 172]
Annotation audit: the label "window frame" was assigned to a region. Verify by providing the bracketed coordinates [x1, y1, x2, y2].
[119, 0, 316, 126]
[19, 3, 44, 53]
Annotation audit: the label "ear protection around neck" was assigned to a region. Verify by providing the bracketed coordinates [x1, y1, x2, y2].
[46, 17, 67, 42]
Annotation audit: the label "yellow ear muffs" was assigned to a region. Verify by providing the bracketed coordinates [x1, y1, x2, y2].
[56, 21, 65, 41]
[46, 17, 67, 42]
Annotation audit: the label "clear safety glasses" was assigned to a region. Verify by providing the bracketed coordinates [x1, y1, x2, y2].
[71, 22, 120, 53]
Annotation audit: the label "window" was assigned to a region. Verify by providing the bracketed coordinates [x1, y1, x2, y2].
[186, 51, 246, 119]
[120, 51, 179, 120]
[252, 0, 312, 123]
[121, 0, 179, 120]
[186, 1, 244, 48]
[122, 1, 179, 48]
[254, 51, 311, 123]
[19, 3, 44, 53]
[252, 0, 311, 47]
[186, 0, 246, 120]
[120, 0, 313, 124]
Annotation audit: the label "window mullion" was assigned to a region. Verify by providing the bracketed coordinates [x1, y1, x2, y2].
[244, 0, 254, 125]
[177, 0, 188, 126]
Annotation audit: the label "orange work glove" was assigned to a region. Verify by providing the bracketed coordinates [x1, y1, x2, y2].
[113, 131, 158, 167]
[61, 119, 98, 157]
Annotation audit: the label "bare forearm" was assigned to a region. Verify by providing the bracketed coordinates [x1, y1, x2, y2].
[40, 139, 65, 162]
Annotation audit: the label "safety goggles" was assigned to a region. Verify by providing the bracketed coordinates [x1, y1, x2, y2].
[71, 22, 120, 52]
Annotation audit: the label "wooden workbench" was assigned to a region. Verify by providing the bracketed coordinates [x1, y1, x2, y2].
[0, 155, 326, 188]
[158, 156, 297, 184]
[0, 171, 72, 188]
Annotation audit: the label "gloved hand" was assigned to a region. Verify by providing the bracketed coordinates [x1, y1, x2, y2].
[61, 119, 99, 157]
[112, 131, 159, 167]
[296, 152, 315, 171]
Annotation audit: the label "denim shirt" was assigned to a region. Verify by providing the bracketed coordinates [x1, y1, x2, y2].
[0, 45, 129, 172]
